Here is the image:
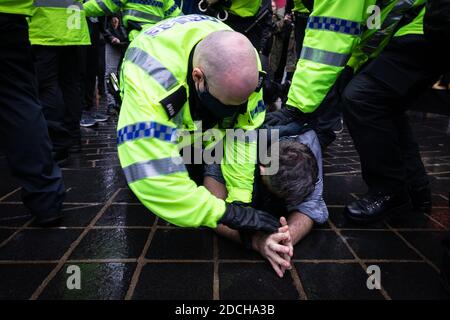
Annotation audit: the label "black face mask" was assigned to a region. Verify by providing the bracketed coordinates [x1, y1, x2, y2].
[196, 75, 245, 120]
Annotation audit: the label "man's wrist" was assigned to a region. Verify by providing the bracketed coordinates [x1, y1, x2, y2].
[239, 230, 256, 250]
[251, 232, 264, 252]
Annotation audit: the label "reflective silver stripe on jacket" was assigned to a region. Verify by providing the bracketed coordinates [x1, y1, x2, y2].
[125, 47, 178, 91]
[123, 157, 186, 183]
[300, 46, 350, 67]
[124, 9, 163, 23]
[34, 0, 82, 8]
[362, 0, 416, 55]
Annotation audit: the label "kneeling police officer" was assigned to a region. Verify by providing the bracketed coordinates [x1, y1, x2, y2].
[117, 14, 280, 232]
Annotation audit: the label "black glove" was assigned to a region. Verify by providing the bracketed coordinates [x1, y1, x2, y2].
[264, 105, 306, 126]
[219, 203, 280, 233]
[260, 122, 312, 145]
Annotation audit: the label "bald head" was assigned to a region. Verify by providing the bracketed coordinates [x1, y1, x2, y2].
[192, 31, 259, 105]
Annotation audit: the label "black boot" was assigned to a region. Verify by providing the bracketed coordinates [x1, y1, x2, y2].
[409, 185, 432, 213]
[344, 191, 411, 224]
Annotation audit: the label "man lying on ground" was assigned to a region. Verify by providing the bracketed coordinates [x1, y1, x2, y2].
[204, 127, 328, 277]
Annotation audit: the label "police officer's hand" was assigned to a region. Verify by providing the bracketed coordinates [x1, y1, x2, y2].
[219, 203, 281, 233]
[260, 122, 311, 145]
[264, 105, 305, 126]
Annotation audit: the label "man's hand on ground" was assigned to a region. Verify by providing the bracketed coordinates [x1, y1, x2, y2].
[252, 222, 292, 278]
[279, 217, 294, 275]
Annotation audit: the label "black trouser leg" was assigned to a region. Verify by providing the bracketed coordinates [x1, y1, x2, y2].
[84, 42, 99, 111]
[97, 42, 106, 96]
[395, 113, 429, 189]
[311, 85, 342, 148]
[60, 46, 83, 146]
[342, 35, 444, 193]
[0, 13, 65, 218]
[293, 12, 308, 60]
[343, 72, 407, 192]
[273, 26, 292, 84]
[84, 19, 100, 111]
[33, 45, 72, 152]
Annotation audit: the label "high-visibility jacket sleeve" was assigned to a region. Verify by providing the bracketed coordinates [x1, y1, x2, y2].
[293, 0, 311, 14]
[163, 0, 181, 19]
[221, 133, 258, 204]
[287, 0, 376, 113]
[228, 0, 262, 18]
[83, 0, 122, 17]
[117, 70, 226, 229]
[221, 94, 265, 204]
[394, 5, 425, 37]
[348, 0, 425, 72]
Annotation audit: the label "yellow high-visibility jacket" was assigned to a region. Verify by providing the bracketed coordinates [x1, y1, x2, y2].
[117, 15, 266, 228]
[0, 0, 34, 15]
[27, 0, 90, 46]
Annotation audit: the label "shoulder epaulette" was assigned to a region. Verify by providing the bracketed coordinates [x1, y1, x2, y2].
[159, 86, 187, 119]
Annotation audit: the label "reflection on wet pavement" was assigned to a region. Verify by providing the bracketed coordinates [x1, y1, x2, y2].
[0, 112, 449, 300]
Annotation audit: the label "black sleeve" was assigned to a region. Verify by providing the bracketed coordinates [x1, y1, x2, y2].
[98, 16, 107, 35]
[103, 26, 115, 44]
[285, 0, 294, 14]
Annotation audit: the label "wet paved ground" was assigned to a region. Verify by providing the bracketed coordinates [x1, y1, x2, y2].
[0, 110, 449, 300]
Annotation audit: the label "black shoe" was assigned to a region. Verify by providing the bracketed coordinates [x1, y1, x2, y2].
[409, 185, 432, 213]
[344, 191, 411, 224]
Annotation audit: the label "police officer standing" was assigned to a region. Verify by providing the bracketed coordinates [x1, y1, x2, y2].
[264, 0, 436, 223]
[341, 1, 443, 222]
[29, 0, 91, 160]
[0, 0, 65, 225]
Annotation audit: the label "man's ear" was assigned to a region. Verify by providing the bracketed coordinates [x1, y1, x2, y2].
[192, 68, 203, 84]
